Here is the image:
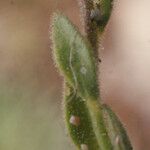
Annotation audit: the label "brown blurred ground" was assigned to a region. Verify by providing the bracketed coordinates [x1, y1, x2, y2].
[0, 0, 150, 150]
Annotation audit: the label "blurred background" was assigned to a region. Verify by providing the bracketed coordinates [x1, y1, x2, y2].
[0, 0, 150, 149]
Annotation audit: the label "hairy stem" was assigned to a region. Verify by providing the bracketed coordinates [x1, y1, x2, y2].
[77, 0, 113, 53]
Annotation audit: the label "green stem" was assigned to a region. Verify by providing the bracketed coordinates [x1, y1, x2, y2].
[86, 99, 112, 150]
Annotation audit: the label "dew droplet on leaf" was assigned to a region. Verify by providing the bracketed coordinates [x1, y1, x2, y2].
[69, 115, 80, 126]
[81, 144, 88, 150]
[115, 135, 120, 145]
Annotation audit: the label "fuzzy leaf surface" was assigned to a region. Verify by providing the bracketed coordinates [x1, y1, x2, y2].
[52, 14, 99, 99]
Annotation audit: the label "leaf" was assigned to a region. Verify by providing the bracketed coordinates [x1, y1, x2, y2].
[64, 85, 100, 150]
[102, 104, 133, 150]
[51, 13, 99, 99]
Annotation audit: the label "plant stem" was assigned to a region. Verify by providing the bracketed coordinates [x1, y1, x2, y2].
[86, 99, 112, 150]
[77, 0, 99, 54]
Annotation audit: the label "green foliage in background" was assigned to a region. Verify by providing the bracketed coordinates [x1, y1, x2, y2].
[51, 0, 133, 150]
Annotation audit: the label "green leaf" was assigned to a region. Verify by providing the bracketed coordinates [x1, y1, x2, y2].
[51, 13, 99, 99]
[64, 85, 100, 150]
[102, 104, 133, 150]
